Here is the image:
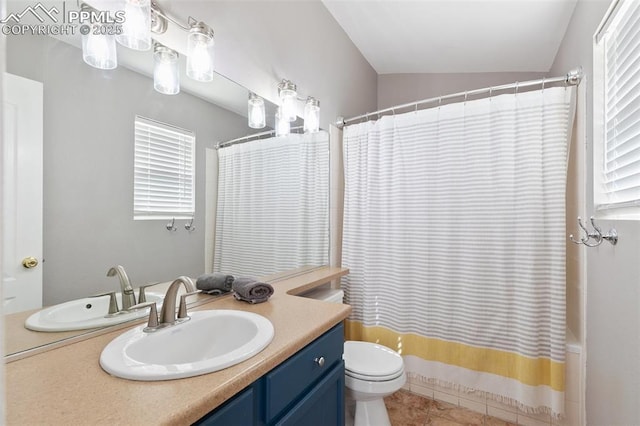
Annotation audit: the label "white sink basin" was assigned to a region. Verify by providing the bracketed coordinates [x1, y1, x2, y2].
[25, 292, 165, 332]
[100, 310, 274, 381]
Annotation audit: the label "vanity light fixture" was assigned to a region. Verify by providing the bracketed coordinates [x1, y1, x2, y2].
[303, 97, 320, 133]
[186, 21, 215, 82]
[275, 107, 290, 137]
[116, 0, 152, 51]
[81, 4, 117, 70]
[248, 93, 266, 129]
[278, 79, 298, 122]
[153, 43, 180, 95]
[79, 1, 216, 93]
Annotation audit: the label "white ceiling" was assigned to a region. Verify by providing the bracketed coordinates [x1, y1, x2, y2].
[321, 0, 578, 74]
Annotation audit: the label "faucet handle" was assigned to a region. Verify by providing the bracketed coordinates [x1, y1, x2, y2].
[91, 291, 120, 316]
[129, 302, 159, 331]
[137, 282, 160, 303]
[178, 290, 202, 320]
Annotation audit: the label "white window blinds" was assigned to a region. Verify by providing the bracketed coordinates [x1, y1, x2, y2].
[595, 0, 640, 210]
[133, 115, 195, 219]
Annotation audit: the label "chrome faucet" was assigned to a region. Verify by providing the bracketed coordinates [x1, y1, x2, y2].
[106, 265, 136, 310]
[159, 276, 199, 325]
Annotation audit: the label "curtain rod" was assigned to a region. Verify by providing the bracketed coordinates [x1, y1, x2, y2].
[336, 67, 583, 129]
[216, 126, 304, 149]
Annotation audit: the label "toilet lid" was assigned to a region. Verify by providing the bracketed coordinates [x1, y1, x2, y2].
[343, 341, 404, 378]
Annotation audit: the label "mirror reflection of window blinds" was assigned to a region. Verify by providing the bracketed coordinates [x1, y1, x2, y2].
[596, 0, 640, 209]
[133, 115, 195, 219]
[214, 132, 329, 277]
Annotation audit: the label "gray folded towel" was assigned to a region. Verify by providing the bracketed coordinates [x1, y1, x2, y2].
[232, 277, 274, 304]
[196, 273, 234, 295]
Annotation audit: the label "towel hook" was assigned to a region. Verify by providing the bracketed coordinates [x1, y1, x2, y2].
[184, 216, 196, 232]
[166, 217, 177, 232]
[569, 216, 618, 247]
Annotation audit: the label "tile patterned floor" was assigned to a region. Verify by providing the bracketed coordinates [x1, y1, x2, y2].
[384, 389, 517, 426]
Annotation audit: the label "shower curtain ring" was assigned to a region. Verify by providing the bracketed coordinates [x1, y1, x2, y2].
[542, 77, 546, 92]
[515, 81, 520, 95]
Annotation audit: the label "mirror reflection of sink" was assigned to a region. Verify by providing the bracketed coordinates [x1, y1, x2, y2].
[24, 292, 165, 332]
[100, 310, 274, 381]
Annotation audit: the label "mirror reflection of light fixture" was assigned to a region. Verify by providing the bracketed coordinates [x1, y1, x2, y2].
[153, 43, 179, 95]
[187, 21, 215, 82]
[278, 79, 298, 122]
[303, 97, 320, 134]
[116, 0, 151, 51]
[248, 93, 266, 129]
[81, 4, 117, 70]
[275, 107, 290, 137]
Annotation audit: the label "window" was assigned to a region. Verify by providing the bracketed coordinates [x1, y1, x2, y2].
[133, 115, 195, 220]
[594, 0, 640, 213]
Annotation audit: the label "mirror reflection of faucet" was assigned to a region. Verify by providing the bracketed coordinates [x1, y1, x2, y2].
[106, 265, 136, 310]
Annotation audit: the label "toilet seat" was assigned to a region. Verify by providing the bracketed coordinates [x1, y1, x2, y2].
[343, 341, 404, 379]
[345, 367, 405, 382]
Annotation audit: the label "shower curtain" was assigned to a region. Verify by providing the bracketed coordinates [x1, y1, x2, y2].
[341, 87, 575, 416]
[214, 132, 329, 277]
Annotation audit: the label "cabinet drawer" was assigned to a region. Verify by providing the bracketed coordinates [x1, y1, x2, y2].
[264, 323, 344, 423]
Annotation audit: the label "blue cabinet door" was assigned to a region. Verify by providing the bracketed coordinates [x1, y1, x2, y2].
[264, 323, 344, 423]
[274, 361, 345, 426]
[195, 386, 255, 426]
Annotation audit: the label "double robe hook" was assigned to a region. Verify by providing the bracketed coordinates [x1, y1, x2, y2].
[569, 216, 618, 247]
[166, 217, 195, 232]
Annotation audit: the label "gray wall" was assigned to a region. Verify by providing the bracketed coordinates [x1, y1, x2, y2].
[549, 1, 640, 424]
[377, 72, 546, 109]
[203, 1, 378, 129]
[7, 35, 250, 305]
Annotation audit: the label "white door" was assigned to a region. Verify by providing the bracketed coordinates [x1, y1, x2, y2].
[3, 72, 43, 314]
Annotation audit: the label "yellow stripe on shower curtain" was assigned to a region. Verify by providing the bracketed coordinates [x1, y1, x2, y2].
[345, 320, 565, 392]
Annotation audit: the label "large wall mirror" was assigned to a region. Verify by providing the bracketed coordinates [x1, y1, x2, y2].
[3, 1, 329, 358]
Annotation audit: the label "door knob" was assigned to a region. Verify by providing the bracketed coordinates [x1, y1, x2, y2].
[22, 256, 38, 269]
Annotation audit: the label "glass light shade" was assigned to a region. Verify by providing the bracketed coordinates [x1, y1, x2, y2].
[275, 107, 290, 137]
[303, 97, 320, 133]
[116, 0, 151, 51]
[278, 79, 298, 122]
[186, 24, 215, 82]
[82, 28, 117, 70]
[153, 45, 179, 95]
[248, 93, 266, 129]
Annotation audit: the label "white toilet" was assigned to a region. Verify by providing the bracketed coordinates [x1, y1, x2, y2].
[301, 286, 406, 426]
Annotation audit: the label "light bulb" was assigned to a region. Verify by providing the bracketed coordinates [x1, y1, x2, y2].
[248, 93, 266, 129]
[304, 97, 320, 133]
[82, 27, 117, 69]
[153, 44, 179, 95]
[116, 0, 151, 51]
[187, 23, 215, 82]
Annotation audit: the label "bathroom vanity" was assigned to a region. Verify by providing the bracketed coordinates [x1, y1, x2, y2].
[5, 266, 350, 425]
[197, 323, 344, 425]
